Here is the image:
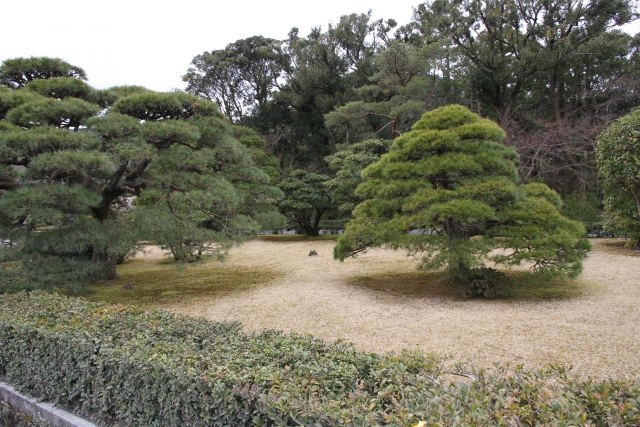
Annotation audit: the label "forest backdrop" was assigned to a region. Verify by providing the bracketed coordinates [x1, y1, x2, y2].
[184, 0, 639, 208]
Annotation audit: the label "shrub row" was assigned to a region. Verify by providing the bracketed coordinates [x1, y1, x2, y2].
[0, 292, 639, 426]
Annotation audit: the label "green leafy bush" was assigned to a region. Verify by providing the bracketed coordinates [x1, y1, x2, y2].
[1, 293, 638, 426]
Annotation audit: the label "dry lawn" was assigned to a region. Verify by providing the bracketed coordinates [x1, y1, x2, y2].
[108, 237, 640, 380]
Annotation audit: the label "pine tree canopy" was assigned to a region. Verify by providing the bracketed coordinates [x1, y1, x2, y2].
[0, 57, 284, 293]
[335, 105, 590, 296]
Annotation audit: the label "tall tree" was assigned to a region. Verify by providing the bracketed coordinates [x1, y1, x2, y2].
[515, 29, 639, 193]
[278, 170, 336, 236]
[186, 13, 396, 172]
[267, 13, 392, 169]
[323, 38, 466, 143]
[183, 36, 284, 123]
[413, 0, 636, 130]
[335, 105, 589, 296]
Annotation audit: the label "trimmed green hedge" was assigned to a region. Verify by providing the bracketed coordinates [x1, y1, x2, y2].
[0, 293, 638, 426]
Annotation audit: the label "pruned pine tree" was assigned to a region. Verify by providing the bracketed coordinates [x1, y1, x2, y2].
[0, 57, 283, 293]
[335, 105, 590, 297]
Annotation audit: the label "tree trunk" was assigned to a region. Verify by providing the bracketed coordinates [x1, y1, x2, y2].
[92, 247, 118, 280]
[443, 217, 472, 283]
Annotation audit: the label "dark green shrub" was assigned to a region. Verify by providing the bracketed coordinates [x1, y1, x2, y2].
[1, 293, 638, 426]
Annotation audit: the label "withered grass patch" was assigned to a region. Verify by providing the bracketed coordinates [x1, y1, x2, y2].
[78, 239, 640, 379]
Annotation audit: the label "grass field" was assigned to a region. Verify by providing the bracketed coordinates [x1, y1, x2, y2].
[85, 237, 640, 380]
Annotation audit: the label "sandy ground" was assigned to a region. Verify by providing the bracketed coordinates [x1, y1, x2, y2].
[143, 239, 640, 380]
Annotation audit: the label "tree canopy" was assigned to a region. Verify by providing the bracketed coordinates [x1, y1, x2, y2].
[325, 139, 388, 213]
[278, 170, 335, 236]
[0, 57, 87, 88]
[596, 108, 640, 248]
[335, 105, 589, 296]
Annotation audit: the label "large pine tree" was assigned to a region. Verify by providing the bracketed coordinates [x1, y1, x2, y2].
[335, 105, 589, 296]
[0, 57, 283, 292]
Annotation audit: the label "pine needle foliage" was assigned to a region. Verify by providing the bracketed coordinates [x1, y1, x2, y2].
[0, 57, 283, 293]
[335, 105, 590, 296]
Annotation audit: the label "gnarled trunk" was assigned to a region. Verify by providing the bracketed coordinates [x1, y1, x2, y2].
[91, 247, 117, 280]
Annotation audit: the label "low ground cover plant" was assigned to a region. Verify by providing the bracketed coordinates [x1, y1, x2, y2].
[1, 292, 638, 426]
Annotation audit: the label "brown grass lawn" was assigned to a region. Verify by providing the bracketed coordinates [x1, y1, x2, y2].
[88, 237, 640, 380]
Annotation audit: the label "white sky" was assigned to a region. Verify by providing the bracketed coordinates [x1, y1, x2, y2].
[2, 1, 638, 92]
[1, 0, 419, 92]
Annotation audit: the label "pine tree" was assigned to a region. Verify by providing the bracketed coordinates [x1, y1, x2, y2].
[335, 105, 589, 296]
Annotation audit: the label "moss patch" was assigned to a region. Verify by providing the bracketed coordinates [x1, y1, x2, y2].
[347, 271, 462, 298]
[506, 271, 596, 300]
[258, 234, 340, 242]
[347, 270, 593, 300]
[80, 258, 282, 308]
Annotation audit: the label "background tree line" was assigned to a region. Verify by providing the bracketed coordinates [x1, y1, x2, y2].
[184, 0, 639, 233]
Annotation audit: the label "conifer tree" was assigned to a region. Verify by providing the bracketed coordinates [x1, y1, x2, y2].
[278, 170, 335, 236]
[335, 105, 589, 296]
[0, 57, 283, 292]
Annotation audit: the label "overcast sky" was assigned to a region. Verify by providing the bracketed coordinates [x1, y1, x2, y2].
[1, 0, 418, 91]
[2, 0, 638, 92]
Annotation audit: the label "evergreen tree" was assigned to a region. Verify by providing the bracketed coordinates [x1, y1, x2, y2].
[335, 105, 589, 296]
[0, 58, 283, 292]
[325, 139, 388, 214]
[0, 57, 87, 88]
[596, 108, 640, 248]
[278, 170, 335, 236]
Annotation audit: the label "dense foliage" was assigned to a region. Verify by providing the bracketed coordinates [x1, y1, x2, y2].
[1, 292, 638, 427]
[335, 106, 589, 296]
[0, 57, 283, 292]
[596, 108, 640, 248]
[325, 139, 389, 213]
[187, 1, 639, 207]
[278, 170, 335, 236]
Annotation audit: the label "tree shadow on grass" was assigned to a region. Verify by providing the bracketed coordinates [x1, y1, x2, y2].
[346, 270, 593, 301]
[72, 258, 283, 309]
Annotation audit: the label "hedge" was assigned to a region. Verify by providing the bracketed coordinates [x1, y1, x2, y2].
[0, 292, 638, 426]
